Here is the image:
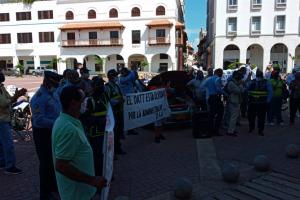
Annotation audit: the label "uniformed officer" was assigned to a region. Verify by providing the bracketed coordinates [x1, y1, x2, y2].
[105, 69, 126, 155]
[79, 67, 93, 97]
[82, 76, 109, 176]
[30, 71, 62, 199]
[247, 70, 273, 136]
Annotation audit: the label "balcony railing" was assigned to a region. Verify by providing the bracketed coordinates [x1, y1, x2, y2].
[148, 37, 171, 45]
[61, 38, 123, 47]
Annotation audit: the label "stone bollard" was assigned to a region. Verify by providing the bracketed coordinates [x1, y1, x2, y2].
[286, 144, 300, 158]
[114, 196, 130, 200]
[222, 163, 240, 183]
[174, 177, 193, 200]
[254, 155, 270, 172]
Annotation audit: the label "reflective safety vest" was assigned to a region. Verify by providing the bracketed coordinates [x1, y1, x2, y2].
[87, 94, 109, 137]
[269, 79, 284, 97]
[105, 82, 123, 111]
[248, 79, 268, 103]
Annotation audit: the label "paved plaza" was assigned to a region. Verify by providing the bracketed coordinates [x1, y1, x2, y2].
[1, 77, 300, 199]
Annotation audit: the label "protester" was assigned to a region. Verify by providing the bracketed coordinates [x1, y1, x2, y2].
[54, 69, 81, 111]
[202, 68, 224, 136]
[133, 70, 147, 93]
[148, 78, 168, 143]
[105, 69, 126, 155]
[79, 67, 93, 97]
[52, 86, 107, 200]
[81, 76, 109, 177]
[289, 72, 300, 125]
[119, 68, 139, 135]
[226, 71, 244, 137]
[119, 67, 136, 95]
[187, 70, 207, 111]
[247, 70, 273, 136]
[30, 71, 62, 199]
[265, 63, 273, 80]
[0, 71, 26, 174]
[267, 68, 287, 126]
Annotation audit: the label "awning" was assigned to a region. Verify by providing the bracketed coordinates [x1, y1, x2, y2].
[146, 20, 173, 28]
[59, 21, 125, 30]
[175, 21, 185, 29]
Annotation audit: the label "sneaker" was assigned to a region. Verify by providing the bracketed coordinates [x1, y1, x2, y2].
[279, 122, 284, 126]
[0, 165, 5, 170]
[159, 134, 166, 140]
[258, 131, 264, 136]
[4, 167, 23, 175]
[226, 132, 238, 137]
[268, 122, 275, 126]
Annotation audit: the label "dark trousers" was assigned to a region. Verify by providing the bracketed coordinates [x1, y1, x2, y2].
[240, 92, 248, 118]
[248, 103, 267, 133]
[290, 98, 300, 123]
[195, 99, 208, 111]
[32, 127, 57, 200]
[113, 111, 123, 153]
[267, 97, 283, 124]
[208, 95, 224, 135]
[88, 136, 104, 176]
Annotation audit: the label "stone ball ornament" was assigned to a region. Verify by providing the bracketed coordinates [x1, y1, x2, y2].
[254, 155, 270, 172]
[222, 163, 240, 183]
[286, 144, 300, 158]
[174, 177, 193, 199]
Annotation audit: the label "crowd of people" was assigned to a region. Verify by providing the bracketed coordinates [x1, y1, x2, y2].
[187, 64, 300, 137]
[1, 62, 300, 199]
[0, 65, 151, 199]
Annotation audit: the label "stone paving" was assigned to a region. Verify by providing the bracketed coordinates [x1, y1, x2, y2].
[0, 115, 299, 200]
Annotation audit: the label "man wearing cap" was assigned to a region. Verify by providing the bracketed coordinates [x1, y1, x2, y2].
[54, 69, 81, 111]
[79, 67, 93, 97]
[0, 71, 26, 175]
[30, 71, 62, 199]
[105, 69, 126, 155]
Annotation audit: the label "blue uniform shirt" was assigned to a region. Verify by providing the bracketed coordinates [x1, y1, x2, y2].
[119, 71, 136, 95]
[202, 75, 224, 96]
[30, 85, 60, 129]
[54, 81, 74, 111]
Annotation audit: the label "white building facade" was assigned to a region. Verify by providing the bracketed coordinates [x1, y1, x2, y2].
[207, 0, 300, 72]
[0, 0, 185, 74]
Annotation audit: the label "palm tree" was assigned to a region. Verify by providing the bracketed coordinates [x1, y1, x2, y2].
[48, 57, 64, 69]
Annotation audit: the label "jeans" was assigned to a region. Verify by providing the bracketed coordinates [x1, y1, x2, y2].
[290, 98, 300, 123]
[0, 121, 16, 169]
[208, 95, 224, 135]
[267, 97, 283, 124]
[227, 103, 240, 133]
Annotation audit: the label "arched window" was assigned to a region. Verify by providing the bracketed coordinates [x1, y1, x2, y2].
[65, 11, 74, 20]
[131, 7, 140, 17]
[109, 8, 118, 18]
[88, 9, 96, 19]
[156, 6, 165, 16]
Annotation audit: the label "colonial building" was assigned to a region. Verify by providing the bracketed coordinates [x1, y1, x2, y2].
[0, 0, 185, 74]
[207, 0, 300, 72]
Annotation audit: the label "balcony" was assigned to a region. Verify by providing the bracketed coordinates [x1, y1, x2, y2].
[176, 37, 183, 46]
[15, 43, 34, 50]
[148, 37, 171, 45]
[61, 38, 123, 47]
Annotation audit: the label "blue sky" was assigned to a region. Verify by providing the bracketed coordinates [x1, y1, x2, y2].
[185, 0, 207, 48]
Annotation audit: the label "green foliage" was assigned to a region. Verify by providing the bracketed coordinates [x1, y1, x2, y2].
[227, 61, 245, 70]
[140, 60, 149, 67]
[251, 64, 257, 70]
[15, 63, 24, 76]
[22, 0, 35, 5]
[94, 56, 105, 66]
[48, 57, 64, 69]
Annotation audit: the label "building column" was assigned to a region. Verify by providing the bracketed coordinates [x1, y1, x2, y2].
[263, 47, 271, 72]
[102, 57, 106, 73]
[239, 48, 247, 65]
[214, 44, 223, 69]
[57, 61, 66, 74]
[34, 56, 40, 69]
[13, 56, 19, 68]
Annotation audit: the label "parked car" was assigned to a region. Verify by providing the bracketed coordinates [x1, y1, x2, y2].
[3, 68, 19, 76]
[148, 71, 194, 125]
[31, 67, 45, 76]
